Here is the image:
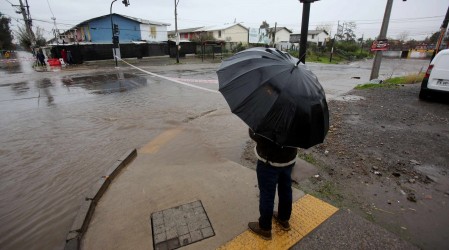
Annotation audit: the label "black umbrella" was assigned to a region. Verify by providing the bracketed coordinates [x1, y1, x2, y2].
[216, 47, 329, 149]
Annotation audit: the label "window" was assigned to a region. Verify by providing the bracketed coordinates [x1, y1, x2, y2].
[311, 35, 315, 39]
[218, 30, 222, 38]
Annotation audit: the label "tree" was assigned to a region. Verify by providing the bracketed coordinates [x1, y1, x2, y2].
[316, 23, 333, 36]
[260, 20, 269, 30]
[190, 32, 215, 43]
[16, 25, 46, 49]
[260, 20, 270, 36]
[397, 31, 409, 42]
[427, 30, 449, 44]
[343, 22, 357, 42]
[0, 17, 14, 50]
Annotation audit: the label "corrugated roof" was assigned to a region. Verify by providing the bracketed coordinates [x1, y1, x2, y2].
[75, 13, 170, 28]
[290, 30, 329, 36]
[195, 23, 248, 32]
[167, 27, 204, 35]
[121, 14, 170, 26]
[269, 27, 292, 33]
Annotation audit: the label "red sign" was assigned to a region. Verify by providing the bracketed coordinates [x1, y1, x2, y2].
[371, 39, 389, 51]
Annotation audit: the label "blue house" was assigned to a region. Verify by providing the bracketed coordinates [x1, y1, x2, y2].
[53, 14, 170, 44]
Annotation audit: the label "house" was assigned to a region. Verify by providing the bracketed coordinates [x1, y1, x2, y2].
[290, 30, 329, 46]
[268, 27, 292, 43]
[167, 27, 203, 41]
[169, 23, 249, 44]
[50, 14, 170, 44]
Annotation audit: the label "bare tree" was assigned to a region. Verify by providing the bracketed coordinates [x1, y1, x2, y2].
[316, 23, 333, 35]
[397, 31, 410, 42]
[344, 22, 357, 41]
[16, 25, 46, 49]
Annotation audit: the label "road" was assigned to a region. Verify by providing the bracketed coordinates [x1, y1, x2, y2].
[0, 52, 430, 250]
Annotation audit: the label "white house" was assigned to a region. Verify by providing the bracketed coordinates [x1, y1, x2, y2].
[269, 27, 292, 43]
[168, 23, 249, 44]
[123, 15, 170, 42]
[196, 23, 249, 43]
[290, 30, 329, 46]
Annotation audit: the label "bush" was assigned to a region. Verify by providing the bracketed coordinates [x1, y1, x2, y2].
[232, 42, 247, 53]
[336, 41, 360, 52]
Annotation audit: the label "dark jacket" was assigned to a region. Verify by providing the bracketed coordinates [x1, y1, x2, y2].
[249, 128, 297, 166]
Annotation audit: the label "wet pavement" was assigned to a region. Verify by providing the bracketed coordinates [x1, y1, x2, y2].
[0, 52, 430, 249]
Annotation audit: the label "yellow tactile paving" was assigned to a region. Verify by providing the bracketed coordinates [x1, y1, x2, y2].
[217, 194, 338, 250]
[139, 127, 183, 154]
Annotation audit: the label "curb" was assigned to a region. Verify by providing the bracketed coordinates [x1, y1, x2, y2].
[64, 149, 137, 250]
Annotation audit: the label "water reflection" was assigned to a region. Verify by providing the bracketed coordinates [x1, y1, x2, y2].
[37, 79, 55, 106]
[0, 67, 220, 250]
[11, 82, 30, 95]
[62, 73, 147, 94]
[0, 51, 35, 75]
[0, 62, 22, 74]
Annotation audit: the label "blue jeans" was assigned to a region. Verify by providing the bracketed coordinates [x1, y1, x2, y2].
[256, 160, 294, 230]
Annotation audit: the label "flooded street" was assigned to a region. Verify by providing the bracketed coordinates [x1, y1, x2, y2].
[0, 52, 430, 250]
[0, 52, 224, 250]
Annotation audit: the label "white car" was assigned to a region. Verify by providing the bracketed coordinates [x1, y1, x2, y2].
[420, 49, 449, 100]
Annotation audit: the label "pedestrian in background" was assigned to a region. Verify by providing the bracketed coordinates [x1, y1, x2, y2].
[61, 49, 67, 63]
[247, 128, 296, 240]
[67, 50, 74, 64]
[37, 50, 46, 66]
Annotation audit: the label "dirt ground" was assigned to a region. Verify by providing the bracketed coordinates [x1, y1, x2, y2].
[240, 83, 449, 250]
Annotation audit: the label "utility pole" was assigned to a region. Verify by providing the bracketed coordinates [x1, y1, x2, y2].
[360, 34, 364, 54]
[434, 6, 449, 56]
[174, 0, 180, 63]
[272, 22, 277, 47]
[18, 0, 35, 46]
[370, 0, 394, 80]
[329, 20, 339, 62]
[298, 0, 319, 64]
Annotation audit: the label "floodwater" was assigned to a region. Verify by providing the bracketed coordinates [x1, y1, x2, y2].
[0, 52, 223, 250]
[0, 51, 430, 250]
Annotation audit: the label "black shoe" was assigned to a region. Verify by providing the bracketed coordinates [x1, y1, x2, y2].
[248, 222, 272, 240]
[273, 212, 291, 231]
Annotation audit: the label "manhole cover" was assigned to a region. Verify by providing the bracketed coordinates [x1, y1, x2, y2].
[151, 200, 215, 250]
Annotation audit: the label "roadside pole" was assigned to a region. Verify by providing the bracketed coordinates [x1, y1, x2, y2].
[433, 6, 449, 57]
[370, 0, 394, 80]
[299, 1, 311, 63]
[110, 0, 118, 67]
[110, 0, 130, 68]
[174, 0, 180, 64]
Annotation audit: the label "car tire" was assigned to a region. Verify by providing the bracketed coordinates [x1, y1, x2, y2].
[419, 89, 429, 100]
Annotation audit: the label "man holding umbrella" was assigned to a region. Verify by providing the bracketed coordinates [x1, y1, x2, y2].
[217, 47, 329, 240]
[247, 128, 297, 239]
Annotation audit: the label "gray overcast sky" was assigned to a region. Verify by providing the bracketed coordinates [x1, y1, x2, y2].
[1, 0, 448, 41]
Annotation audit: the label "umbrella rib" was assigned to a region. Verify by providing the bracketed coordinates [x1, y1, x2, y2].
[219, 63, 292, 92]
[231, 66, 293, 113]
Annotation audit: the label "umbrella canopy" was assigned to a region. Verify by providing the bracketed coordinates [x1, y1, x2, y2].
[216, 47, 329, 149]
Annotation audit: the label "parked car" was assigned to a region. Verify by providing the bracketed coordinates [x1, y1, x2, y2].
[419, 49, 449, 100]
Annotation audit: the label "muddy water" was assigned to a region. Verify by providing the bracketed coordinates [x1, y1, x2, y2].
[0, 59, 224, 249]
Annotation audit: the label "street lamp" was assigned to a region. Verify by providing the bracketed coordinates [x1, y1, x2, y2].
[298, 0, 319, 64]
[110, 0, 130, 67]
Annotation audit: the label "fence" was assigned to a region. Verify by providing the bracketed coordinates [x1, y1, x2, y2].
[48, 42, 197, 63]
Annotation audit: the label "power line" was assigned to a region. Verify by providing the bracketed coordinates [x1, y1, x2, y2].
[2, 0, 15, 6]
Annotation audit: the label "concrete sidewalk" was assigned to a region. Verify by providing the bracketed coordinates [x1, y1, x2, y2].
[80, 109, 417, 250]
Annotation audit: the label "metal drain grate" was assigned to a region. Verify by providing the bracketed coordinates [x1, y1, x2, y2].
[151, 200, 215, 250]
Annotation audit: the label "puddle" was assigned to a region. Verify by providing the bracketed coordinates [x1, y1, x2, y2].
[62, 73, 147, 94]
[334, 95, 365, 102]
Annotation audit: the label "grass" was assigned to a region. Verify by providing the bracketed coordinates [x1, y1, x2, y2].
[297, 152, 318, 165]
[311, 181, 344, 205]
[355, 73, 425, 90]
